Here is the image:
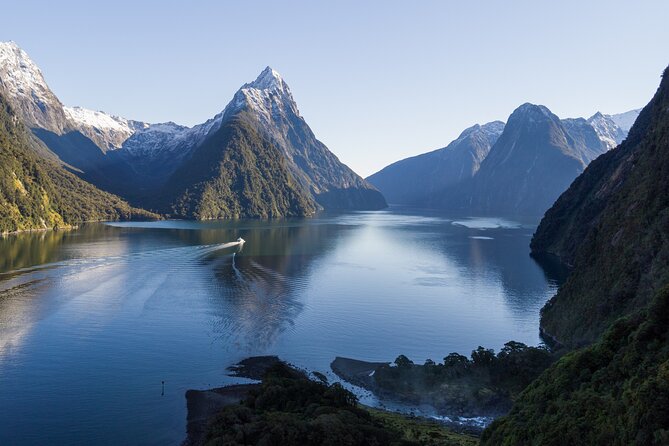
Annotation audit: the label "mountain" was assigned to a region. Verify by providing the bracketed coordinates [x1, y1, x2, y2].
[482, 67, 669, 445]
[587, 108, 641, 150]
[560, 117, 609, 164]
[530, 68, 669, 349]
[367, 105, 633, 214]
[609, 108, 642, 132]
[0, 42, 385, 217]
[63, 106, 148, 152]
[436, 104, 606, 216]
[366, 121, 504, 205]
[0, 42, 70, 134]
[587, 112, 628, 149]
[211, 67, 386, 211]
[0, 91, 156, 233]
[164, 112, 317, 219]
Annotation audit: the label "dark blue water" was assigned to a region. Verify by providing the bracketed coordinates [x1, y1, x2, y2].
[0, 209, 559, 445]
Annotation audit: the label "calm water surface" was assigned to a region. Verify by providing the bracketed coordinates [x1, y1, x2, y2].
[0, 208, 560, 445]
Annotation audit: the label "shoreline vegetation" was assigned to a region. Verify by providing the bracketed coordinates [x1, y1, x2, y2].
[331, 342, 556, 422]
[183, 356, 478, 446]
[0, 214, 165, 237]
[1, 224, 75, 236]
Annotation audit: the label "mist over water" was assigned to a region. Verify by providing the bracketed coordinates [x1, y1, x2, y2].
[0, 209, 560, 445]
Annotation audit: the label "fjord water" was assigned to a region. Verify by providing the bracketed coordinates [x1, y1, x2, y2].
[0, 209, 560, 445]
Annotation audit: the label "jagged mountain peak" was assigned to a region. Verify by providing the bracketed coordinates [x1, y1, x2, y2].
[0, 40, 31, 63]
[223, 66, 299, 121]
[0, 41, 51, 99]
[587, 111, 626, 150]
[247, 66, 286, 90]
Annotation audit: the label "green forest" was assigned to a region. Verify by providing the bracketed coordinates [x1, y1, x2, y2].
[0, 93, 156, 234]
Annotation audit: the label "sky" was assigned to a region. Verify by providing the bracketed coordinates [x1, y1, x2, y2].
[2, 1, 668, 177]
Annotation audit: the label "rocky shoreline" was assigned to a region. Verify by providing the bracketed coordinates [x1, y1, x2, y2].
[183, 356, 481, 445]
[330, 357, 494, 433]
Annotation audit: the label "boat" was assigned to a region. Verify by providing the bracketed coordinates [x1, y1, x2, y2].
[213, 238, 246, 251]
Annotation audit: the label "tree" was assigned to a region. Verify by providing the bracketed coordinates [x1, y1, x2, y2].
[443, 353, 469, 368]
[471, 346, 496, 368]
[394, 355, 414, 368]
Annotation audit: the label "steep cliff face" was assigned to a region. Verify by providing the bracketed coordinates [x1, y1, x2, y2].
[531, 67, 669, 348]
[158, 67, 385, 216]
[368, 105, 633, 215]
[482, 66, 669, 446]
[0, 42, 70, 134]
[367, 122, 504, 205]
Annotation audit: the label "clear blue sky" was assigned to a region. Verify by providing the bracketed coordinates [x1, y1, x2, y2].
[2, 0, 668, 176]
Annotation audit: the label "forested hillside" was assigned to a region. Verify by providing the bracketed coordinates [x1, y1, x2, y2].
[0, 93, 155, 233]
[483, 66, 669, 444]
[532, 67, 669, 348]
[166, 114, 317, 219]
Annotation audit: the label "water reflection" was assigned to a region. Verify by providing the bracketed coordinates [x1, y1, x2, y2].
[0, 230, 70, 271]
[0, 211, 561, 445]
[0, 280, 47, 359]
[200, 223, 344, 350]
[395, 216, 562, 320]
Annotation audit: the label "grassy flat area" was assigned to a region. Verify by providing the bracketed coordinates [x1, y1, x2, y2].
[366, 407, 479, 446]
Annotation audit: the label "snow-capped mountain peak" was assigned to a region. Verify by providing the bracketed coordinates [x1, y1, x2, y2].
[248, 66, 286, 91]
[222, 67, 299, 121]
[0, 41, 69, 133]
[0, 41, 50, 102]
[587, 112, 625, 150]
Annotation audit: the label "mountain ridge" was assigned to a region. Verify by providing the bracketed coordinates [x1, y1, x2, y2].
[367, 121, 504, 205]
[368, 102, 636, 217]
[0, 42, 386, 218]
[429, 103, 605, 216]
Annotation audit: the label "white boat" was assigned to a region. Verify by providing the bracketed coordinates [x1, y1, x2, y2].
[214, 238, 246, 250]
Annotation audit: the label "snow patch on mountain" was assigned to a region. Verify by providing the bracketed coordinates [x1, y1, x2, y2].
[587, 112, 625, 150]
[64, 106, 144, 134]
[120, 114, 223, 158]
[458, 121, 506, 144]
[64, 106, 148, 151]
[609, 108, 641, 132]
